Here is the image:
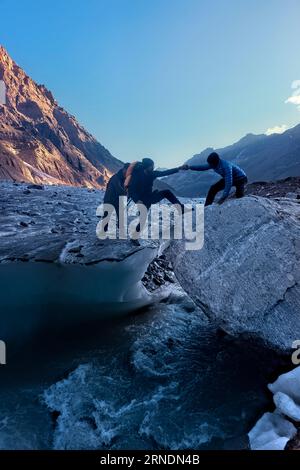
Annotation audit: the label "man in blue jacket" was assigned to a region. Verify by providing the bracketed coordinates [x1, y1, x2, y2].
[189, 152, 248, 206]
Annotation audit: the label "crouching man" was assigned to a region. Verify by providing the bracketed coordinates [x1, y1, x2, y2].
[189, 152, 248, 206]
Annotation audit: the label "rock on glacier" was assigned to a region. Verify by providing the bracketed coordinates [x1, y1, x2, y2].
[168, 196, 300, 353]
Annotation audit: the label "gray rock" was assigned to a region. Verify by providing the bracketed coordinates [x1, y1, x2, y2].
[168, 196, 300, 353]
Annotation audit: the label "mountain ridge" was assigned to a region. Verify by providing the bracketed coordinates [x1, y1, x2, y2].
[165, 124, 300, 197]
[0, 46, 122, 188]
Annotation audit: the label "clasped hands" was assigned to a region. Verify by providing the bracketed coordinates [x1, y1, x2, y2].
[178, 164, 189, 171]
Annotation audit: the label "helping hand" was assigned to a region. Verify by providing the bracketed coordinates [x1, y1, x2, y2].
[218, 198, 226, 205]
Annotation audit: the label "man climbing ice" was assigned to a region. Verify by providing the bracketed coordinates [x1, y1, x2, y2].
[125, 158, 189, 242]
[126, 158, 188, 210]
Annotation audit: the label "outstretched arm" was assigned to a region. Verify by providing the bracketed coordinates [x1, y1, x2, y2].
[188, 164, 210, 171]
[153, 167, 181, 178]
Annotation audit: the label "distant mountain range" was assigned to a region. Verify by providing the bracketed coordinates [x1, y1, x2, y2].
[164, 125, 300, 197]
[1, 46, 299, 194]
[0, 46, 122, 188]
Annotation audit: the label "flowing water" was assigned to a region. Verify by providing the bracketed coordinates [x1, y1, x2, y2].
[0, 284, 278, 450]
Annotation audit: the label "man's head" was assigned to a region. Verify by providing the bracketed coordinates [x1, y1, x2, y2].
[207, 152, 220, 168]
[142, 158, 155, 173]
[122, 162, 130, 177]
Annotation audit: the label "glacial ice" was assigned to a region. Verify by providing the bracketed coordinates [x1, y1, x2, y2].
[0, 245, 159, 343]
[248, 412, 297, 450]
[273, 392, 300, 422]
[269, 366, 300, 422]
[249, 366, 300, 450]
[269, 366, 300, 403]
[0, 182, 171, 343]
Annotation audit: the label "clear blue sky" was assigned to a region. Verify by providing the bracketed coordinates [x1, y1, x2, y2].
[1, 0, 300, 166]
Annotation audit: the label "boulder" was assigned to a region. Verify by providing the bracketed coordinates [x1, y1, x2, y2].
[168, 196, 300, 353]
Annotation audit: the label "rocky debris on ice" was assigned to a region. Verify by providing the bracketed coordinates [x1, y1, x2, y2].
[248, 412, 297, 450]
[245, 176, 300, 200]
[168, 196, 300, 353]
[142, 254, 175, 291]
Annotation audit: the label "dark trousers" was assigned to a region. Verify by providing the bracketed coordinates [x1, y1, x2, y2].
[143, 189, 183, 209]
[103, 191, 181, 232]
[103, 204, 119, 232]
[135, 189, 183, 233]
[205, 177, 247, 206]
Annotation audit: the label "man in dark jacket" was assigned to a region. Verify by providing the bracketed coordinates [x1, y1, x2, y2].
[102, 163, 130, 231]
[128, 158, 187, 210]
[189, 152, 247, 206]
